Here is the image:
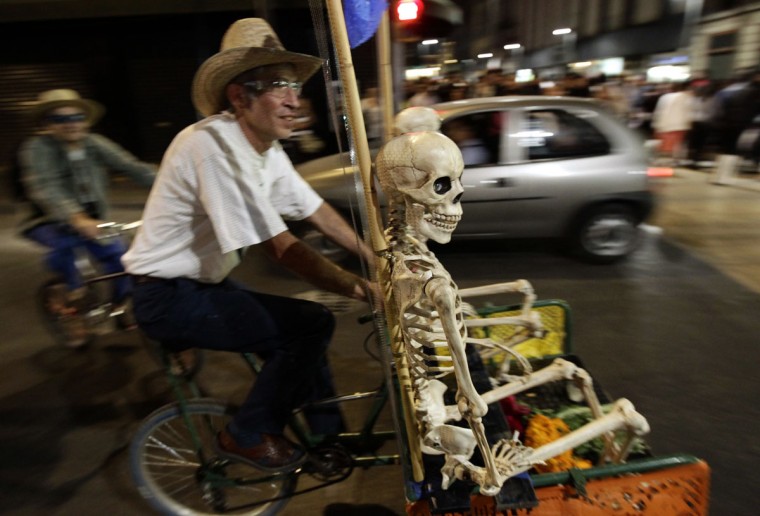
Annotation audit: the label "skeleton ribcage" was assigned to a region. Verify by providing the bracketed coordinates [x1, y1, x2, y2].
[402, 296, 467, 381]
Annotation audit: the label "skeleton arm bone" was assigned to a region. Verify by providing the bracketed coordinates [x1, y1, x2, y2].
[426, 277, 487, 417]
[466, 315, 541, 328]
[458, 279, 535, 299]
[459, 279, 536, 318]
[466, 315, 545, 341]
[426, 276, 503, 494]
[460, 280, 544, 337]
[466, 337, 533, 376]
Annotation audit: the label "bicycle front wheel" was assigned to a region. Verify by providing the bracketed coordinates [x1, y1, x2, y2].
[130, 400, 297, 515]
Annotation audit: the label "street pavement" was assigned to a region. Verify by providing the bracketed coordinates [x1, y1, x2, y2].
[1, 168, 759, 515]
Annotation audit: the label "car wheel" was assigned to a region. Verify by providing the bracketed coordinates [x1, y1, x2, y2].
[571, 203, 640, 264]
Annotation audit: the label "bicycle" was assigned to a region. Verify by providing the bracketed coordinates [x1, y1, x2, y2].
[129, 316, 400, 515]
[37, 221, 143, 348]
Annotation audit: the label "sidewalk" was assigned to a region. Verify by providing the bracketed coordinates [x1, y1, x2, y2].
[650, 167, 760, 294]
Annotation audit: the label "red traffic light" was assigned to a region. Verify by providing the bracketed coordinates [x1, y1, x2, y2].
[396, 0, 423, 22]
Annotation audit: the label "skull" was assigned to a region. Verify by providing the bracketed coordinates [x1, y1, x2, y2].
[376, 131, 464, 244]
[394, 106, 441, 135]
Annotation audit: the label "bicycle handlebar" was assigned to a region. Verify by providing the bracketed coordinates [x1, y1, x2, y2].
[95, 221, 143, 241]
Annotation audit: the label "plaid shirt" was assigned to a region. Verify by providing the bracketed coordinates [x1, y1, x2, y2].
[18, 133, 155, 230]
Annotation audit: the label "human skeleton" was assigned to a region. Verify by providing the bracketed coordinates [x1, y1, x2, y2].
[375, 129, 650, 495]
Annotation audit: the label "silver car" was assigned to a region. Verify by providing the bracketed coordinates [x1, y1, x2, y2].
[295, 96, 655, 263]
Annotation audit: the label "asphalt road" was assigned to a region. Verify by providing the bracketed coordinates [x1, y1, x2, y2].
[1, 170, 759, 515]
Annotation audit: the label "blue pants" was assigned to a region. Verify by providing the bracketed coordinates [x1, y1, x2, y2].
[132, 277, 343, 445]
[25, 223, 130, 302]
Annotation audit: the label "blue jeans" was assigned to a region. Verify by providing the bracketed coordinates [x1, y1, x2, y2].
[25, 223, 130, 302]
[132, 277, 344, 445]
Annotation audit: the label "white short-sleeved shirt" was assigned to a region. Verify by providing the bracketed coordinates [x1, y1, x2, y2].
[122, 113, 323, 283]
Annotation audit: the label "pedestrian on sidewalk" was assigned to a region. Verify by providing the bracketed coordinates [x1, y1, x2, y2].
[652, 81, 692, 166]
[687, 79, 718, 166]
[710, 67, 760, 181]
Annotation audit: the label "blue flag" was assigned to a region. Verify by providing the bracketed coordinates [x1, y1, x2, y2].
[344, 0, 388, 49]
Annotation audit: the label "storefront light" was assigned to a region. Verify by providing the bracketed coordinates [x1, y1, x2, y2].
[405, 67, 441, 80]
[647, 64, 690, 82]
[516, 69, 535, 82]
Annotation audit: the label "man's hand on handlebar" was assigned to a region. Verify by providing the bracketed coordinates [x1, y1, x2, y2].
[69, 212, 104, 240]
[359, 279, 384, 308]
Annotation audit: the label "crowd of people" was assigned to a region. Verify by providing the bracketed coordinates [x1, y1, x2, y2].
[393, 66, 760, 169]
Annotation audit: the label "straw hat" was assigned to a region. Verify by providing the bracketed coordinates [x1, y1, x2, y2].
[191, 18, 323, 117]
[32, 89, 104, 124]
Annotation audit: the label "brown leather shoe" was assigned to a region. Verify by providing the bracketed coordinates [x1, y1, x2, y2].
[214, 428, 306, 473]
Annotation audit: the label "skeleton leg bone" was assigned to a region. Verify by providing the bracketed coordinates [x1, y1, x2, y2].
[443, 398, 649, 487]
[482, 358, 594, 405]
[480, 358, 624, 463]
[520, 398, 649, 468]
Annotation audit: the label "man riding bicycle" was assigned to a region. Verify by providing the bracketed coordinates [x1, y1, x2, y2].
[123, 18, 377, 474]
[18, 89, 156, 347]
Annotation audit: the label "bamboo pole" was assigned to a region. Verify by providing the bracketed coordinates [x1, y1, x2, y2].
[323, 0, 381, 253]
[377, 12, 396, 144]
[323, 0, 424, 483]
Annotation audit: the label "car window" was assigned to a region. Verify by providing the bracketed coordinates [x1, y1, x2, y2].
[516, 108, 610, 161]
[441, 112, 500, 167]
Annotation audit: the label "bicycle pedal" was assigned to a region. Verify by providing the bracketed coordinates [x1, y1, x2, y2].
[303, 444, 353, 482]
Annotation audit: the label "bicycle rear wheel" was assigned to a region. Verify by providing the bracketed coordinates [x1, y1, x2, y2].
[37, 278, 93, 348]
[130, 400, 296, 515]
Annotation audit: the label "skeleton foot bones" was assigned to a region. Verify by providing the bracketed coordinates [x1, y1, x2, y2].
[375, 128, 650, 496]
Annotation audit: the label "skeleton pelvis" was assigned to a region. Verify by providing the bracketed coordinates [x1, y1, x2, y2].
[422, 424, 477, 458]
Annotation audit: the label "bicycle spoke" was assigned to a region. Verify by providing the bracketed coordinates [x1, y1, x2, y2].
[146, 436, 197, 463]
[131, 401, 296, 515]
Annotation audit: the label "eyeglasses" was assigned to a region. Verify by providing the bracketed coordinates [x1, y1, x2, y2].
[46, 113, 87, 124]
[243, 80, 303, 98]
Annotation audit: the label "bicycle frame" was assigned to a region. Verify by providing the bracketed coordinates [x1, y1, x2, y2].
[37, 221, 143, 346]
[155, 346, 401, 507]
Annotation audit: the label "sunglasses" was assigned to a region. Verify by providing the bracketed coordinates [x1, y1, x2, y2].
[243, 80, 303, 98]
[46, 113, 87, 124]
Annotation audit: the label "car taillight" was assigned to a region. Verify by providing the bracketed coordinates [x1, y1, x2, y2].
[646, 167, 674, 178]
